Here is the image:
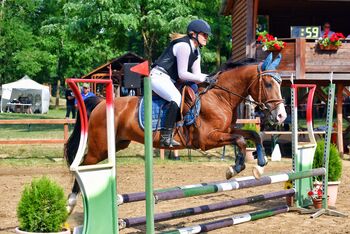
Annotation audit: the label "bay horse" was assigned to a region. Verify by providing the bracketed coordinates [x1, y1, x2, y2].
[64, 53, 286, 212]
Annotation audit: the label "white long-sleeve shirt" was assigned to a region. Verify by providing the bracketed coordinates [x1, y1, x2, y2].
[172, 40, 207, 83]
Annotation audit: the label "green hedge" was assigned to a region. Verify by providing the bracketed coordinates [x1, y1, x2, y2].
[17, 177, 68, 232]
[313, 139, 342, 181]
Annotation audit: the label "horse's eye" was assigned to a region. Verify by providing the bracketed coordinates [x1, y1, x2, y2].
[264, 82, 272, 89]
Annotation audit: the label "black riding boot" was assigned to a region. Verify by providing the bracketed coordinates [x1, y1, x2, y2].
[160, 101, 180, 147]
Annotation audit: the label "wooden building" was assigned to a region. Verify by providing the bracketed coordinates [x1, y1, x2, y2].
[81, 52, 145, 96]
[221, 0, 350, 156]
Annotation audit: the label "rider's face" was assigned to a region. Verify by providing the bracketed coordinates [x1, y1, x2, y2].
[198, 33, 208, 46]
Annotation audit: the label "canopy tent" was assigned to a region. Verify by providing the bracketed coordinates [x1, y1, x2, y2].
[0, 75, 50, 114]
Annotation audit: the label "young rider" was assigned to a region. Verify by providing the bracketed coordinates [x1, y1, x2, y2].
[150, 19, 211, 147]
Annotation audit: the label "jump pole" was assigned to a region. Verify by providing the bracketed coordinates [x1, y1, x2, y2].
[160, 205, 289, 234]
[117, 177, 255, 205]
[153, 169, 324, 202]
[119, 189, 295, 229]
[130, 61, 155, 233]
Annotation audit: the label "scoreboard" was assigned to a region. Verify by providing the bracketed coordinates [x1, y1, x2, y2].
[290, 26, 321, 39]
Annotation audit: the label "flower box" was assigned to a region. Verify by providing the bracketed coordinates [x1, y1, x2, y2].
[318, 44, 339, 51]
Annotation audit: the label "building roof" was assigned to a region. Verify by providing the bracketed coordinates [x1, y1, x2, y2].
[81, 52, 145, 79]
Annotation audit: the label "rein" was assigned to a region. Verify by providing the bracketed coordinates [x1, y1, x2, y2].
[206, 64, 284, 112]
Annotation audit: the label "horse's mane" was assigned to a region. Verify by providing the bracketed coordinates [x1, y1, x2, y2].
[208, 57, 258, 76]
[220, 57, 258, 72]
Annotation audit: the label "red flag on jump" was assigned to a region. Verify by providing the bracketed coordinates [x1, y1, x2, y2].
[130, 61, 149, 76]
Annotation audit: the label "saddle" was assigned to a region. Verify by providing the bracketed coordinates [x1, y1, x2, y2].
[180, 85, 196, 118]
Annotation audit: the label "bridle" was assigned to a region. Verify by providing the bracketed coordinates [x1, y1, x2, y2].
[207, 63, 284, 115]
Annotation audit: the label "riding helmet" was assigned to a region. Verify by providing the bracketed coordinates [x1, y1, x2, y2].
[187, 19, 212, 35]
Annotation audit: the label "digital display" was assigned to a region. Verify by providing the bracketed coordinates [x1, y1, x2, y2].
[290, 26, 321, 39]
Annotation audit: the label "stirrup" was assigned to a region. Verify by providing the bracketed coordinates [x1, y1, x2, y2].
[160, 138, 180, 147]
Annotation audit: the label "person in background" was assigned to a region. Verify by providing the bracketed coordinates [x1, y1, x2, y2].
[74, 83, 96, 108]
[320, 22, 334, 38]
[65, 87, 76, 119]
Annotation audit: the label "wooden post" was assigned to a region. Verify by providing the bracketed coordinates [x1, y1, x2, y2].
[160, 149, 165, 160]
[55, 80, 61, 109]
[295, 38, 306, 79]
[64, 122, 69, 142]
[336, 83, 344, 158]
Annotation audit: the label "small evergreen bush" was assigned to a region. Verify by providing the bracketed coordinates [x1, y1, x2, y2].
[313, 139, 342, 181]
[17, 177, 68, 232]
[242, 123, 258, 148]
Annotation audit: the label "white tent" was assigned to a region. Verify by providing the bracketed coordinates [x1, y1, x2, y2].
[0, 75, 50, 114]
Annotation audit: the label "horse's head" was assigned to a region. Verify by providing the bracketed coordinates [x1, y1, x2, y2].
[248, 53, 287, 125]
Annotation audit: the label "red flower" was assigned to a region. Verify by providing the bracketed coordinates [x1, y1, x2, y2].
[317, 190, 323, 197]
[257, 35, 263, 42]
[283, 42, 287, 47]
[336, 33, 345, 38]
[308, 191, 314, 196]
[273, 44, 281, 50]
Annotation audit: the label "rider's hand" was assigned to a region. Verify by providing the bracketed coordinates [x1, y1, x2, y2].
[205, 75, 215, 85]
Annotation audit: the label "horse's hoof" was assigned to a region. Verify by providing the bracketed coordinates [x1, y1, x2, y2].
[226, 166, 237, 180]
[67, 193, 77, 214]
[252, 165, 264, 179]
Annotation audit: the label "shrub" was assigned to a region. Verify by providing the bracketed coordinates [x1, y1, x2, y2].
[242, 123, 258, 148]
[313, 139, 342, 181]
[17, 176, 68, 232]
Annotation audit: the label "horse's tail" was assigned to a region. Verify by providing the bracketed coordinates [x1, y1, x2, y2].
[64, 96, 103, 166]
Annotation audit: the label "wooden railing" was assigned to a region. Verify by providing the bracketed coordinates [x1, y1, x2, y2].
[0, 119, 76, 144]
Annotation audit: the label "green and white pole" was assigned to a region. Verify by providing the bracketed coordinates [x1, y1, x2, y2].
[322, 83, 335, 208]
[131, 61, 155, 233]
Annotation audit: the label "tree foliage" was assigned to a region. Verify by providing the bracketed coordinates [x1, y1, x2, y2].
[0, 0, 232, 85]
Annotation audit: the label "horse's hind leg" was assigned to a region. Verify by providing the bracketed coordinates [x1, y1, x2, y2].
[226, 135, 247, 179]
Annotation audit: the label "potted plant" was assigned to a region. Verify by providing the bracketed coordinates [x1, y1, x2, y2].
[312, 139, 342, 207]
[242, 123, 259, 162]
[16, 177, 70, 234]
[307, 183, 324, 209]
[257, 31, 287, 52]
[317, 32, 345, 51]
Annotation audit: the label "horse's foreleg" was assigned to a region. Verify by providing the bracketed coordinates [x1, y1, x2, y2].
[206, 132, 247, 179]
[67, 142, 108, 214]
[230, 128, 268, 178]
[67, 180, 80, 214]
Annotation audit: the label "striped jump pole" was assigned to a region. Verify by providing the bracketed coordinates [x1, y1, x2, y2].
[153, 168, 324, 202]
[119, 189, 295, 229]
[160, 205, 289, 234]
[117, 177, 255, 205]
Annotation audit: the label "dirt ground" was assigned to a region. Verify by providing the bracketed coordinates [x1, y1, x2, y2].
[1, 158, 349, 234]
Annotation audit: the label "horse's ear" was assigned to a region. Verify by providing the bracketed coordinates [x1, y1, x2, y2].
[269, 53, 282, 70]
[261, 53, 273, 71]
